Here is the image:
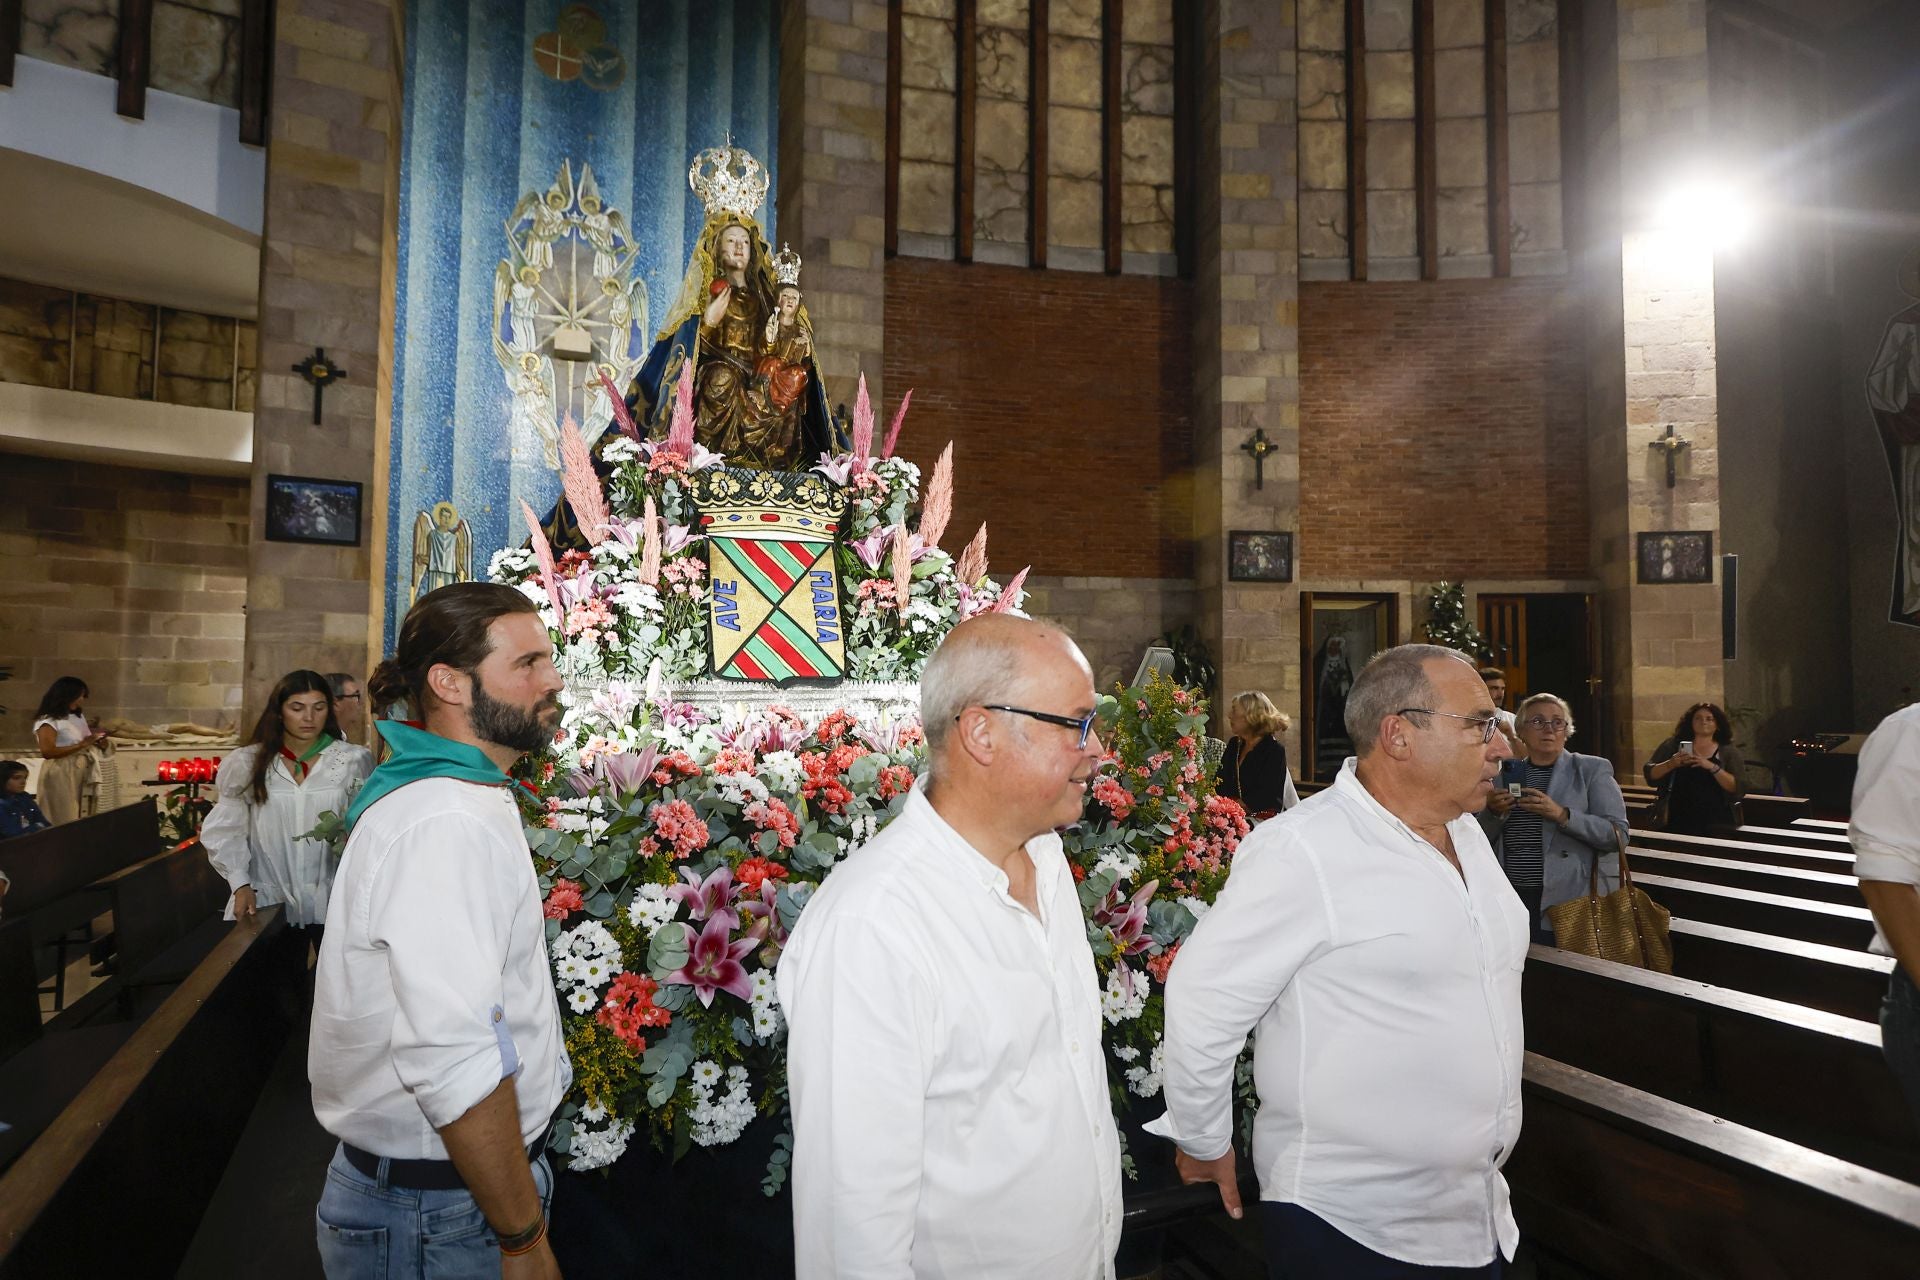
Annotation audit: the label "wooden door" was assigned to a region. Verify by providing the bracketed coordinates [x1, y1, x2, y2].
[1478, 594, 1526, 690]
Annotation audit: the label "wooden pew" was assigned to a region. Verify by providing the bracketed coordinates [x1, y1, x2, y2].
[1620, 788, 1812, 829]
[0, 921, 40, 1065]
[1627, 848, 1863, 907]
[1795, 817, 1850, 834]
[1669, 918, 1892, 1023]
[0, 908, 306, 1278]
[1635, 873, 1875, 949]
[1510, 1053, 1920, 1280]
[1632, 829, 1853, 875]
[0, 801, 161, 1008]
[1524, 946, 1920, 1180]
[93, 843, 229, 995]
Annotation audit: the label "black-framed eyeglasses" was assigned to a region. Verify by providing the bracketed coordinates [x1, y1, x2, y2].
[1396, 707, 1501, 744]
[966, 704, 1103, 749]
[1522, 716, 1569, 732]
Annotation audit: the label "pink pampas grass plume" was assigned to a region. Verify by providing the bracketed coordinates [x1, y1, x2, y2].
[639, 495, 662, 587]
[559, 413, 612, 544]
[890, 521, 912, 603]
[666, 362, 696, 459]
[598, 369, 640, 441]
[881, 389, 913, 459]
[955, 523, 988, 585]
[918, 442, 953, 551]
[519, 500, 565, 622]
[989, 566, 1029, 614]
[849, 374, 875, 473]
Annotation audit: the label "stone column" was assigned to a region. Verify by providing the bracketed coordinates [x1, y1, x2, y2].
[242, 0, 403, 718]
[1192, 0, 1303, 746]
[777, 0, 889, 408]
[1582, 0, 1723, 770]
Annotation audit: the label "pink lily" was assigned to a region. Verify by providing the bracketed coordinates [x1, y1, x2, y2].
[813, 452, 856, 485]
[739, 881, 791, 966]
[596, 744, 661, 799]
[668, 863, 739, 931]
[849, 529, 892, 571]
[665, 914, 757, 1008]
[1095, 878, 1160, 957]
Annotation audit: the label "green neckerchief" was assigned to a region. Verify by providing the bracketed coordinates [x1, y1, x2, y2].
[345, 720, 510, 829]
[279, 733, 336, 784]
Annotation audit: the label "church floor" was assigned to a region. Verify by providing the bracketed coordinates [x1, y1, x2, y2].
[176, 1013, 331, 1279]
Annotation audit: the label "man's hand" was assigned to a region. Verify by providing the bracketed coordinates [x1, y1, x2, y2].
[1174, 1146, 1243, 1220]
[232, 886, 258, 919]
[501, 1235, 562, 1279]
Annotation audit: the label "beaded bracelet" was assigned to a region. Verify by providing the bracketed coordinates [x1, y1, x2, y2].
[497, 1215, 547, 1257]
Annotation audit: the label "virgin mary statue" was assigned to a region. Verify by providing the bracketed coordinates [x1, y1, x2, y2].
[630, 142, 836, 471]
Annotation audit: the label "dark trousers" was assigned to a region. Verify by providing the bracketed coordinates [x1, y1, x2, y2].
[1263, 1202, 1504, 1280]
[1882, 966, 1920, 1127]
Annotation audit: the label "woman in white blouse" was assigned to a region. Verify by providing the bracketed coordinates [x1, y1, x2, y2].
[32, 675, 106, 825]
[202, 670, 373, 940]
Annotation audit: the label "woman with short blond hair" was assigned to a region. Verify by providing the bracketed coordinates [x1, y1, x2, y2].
[1218, 690, 1297, 820]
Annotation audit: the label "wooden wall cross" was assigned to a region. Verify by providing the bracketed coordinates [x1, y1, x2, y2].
[1241, 428, 1278, 490]
[293, 348, 348, 426]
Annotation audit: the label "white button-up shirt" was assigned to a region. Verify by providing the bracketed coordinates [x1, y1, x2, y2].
[778, 781, 1123, 1280]
[1149, 760, 1528, 1267]
[310, 777, 571, 1157]
[1853, 703, 1920, 957]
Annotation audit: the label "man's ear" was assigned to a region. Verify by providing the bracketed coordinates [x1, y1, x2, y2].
[425, 662, 472, 710]
[1379, 716, 1415, 762]
[950, 706, 999, 769]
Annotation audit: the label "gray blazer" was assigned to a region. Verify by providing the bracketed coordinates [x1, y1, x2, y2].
[1477, 750, 1629, 924]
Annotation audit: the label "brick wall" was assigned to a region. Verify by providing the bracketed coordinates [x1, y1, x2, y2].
[1299, 278, 1589, 578]
[882, 256, 1193, 579]
[0, 454, 247, 745]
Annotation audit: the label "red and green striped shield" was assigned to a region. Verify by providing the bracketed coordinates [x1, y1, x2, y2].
[696, 477, 848, 682]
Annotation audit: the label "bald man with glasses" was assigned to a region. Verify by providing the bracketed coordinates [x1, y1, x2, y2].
[1152, 644, 1527, 1279]
[778, 614, 1123, 1279]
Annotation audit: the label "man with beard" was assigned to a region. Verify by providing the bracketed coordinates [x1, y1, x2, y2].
[779, 614, 1124, 1278]
[310, 583, 571, 1279]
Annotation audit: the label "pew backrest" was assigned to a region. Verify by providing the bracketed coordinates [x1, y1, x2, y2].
[0, 801, 161, 917]
[94, 844, 227, 978]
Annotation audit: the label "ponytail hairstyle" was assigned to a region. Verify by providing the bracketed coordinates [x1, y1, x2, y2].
[368, 582, 540, 722]
[34, 676, 90, 722]
[245, 670, 341, 804]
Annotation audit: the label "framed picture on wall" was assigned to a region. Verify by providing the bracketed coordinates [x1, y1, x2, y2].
[265, 474, 363, 547]
[1635, 531, 1713, 584]
[1228, 530, 1294, 583]
[1299, 592, 1400, 782]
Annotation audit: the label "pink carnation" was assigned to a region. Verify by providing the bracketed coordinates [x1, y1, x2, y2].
[543, 877, 586, 920]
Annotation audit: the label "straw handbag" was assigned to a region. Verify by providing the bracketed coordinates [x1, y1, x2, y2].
[1546, 827, 1672, 973]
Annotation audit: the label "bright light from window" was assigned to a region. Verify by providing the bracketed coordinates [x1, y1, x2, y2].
[1650, 179, 1757, 252]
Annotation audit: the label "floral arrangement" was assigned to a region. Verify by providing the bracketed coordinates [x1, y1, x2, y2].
[524, 671, 1250, 1187]
[488, 371, 1028, 686]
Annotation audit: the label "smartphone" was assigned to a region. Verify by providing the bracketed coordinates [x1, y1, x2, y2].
[1507, 782, 1525, 799]
[1678, 740, 1693, 756]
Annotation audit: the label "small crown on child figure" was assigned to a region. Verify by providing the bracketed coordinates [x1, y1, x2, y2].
[772, 243, 803, 289]
[688, 138, 771, 221]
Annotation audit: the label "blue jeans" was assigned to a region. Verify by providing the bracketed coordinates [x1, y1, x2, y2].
[1263, 1202, 1504, 1279]
[1881, 966, 1920, 1127]
[315, 1144, 554, 1279]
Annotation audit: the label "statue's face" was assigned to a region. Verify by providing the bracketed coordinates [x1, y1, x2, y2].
[435, 506, 458, 531]
[718, 226, 751, 271]
[777, 288, 800, 322]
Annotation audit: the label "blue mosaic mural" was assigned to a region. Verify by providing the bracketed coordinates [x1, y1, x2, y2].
[387, 0, 778, 645]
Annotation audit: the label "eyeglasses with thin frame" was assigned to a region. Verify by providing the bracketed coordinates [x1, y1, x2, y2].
[964, 704, 1104, 749]
[1395, 707, 1502, 744]
[1522, 716, 1570, 732]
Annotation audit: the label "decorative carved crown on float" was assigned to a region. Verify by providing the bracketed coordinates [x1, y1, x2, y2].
[688, 139, 770, 221]
[771, 242, 802, 289]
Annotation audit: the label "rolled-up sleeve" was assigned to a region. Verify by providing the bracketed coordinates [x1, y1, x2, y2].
[201, 751, 257, 893]
[781, 911, 935, 1280]
[1147, 828, 1332, 1161]
[367, 814, 517, 1130]
[1854, 715, 1920, 886]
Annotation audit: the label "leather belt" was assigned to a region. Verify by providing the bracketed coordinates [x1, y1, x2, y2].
[341, 1132, 546, 1192]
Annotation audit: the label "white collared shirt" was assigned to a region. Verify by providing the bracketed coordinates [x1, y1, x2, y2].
[1852, 704, 1920, 957]
[310, 777, 571, 1157]
[202, 741, 373, 927]
[777, 780, 1123, 1280]
[1148, 759, 1528, 1267]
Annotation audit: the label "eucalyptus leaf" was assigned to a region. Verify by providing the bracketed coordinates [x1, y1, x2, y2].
[647, 923, 691, 978]
[586, 890, 614, 918]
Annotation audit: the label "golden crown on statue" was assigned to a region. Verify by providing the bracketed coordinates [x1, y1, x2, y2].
[688, 139, 771, 221]
[771, 242, 802, 288]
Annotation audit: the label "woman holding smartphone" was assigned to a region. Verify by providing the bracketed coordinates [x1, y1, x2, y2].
[1644, 702, 1745, 833]
[31, 675, 108, 825]
[1480, 692, 1630, 943]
